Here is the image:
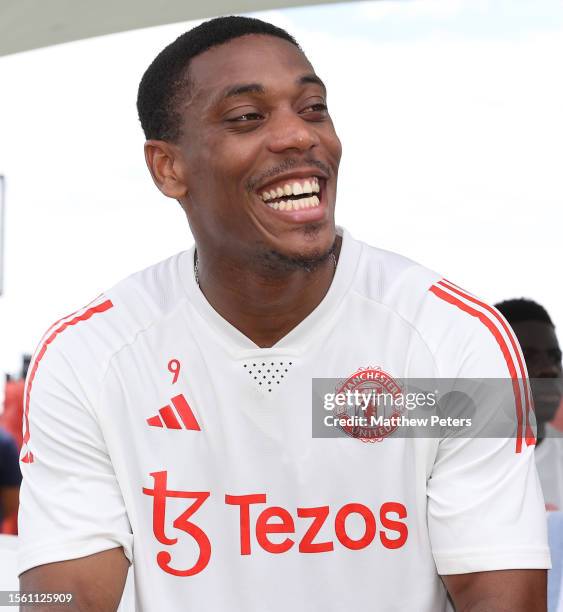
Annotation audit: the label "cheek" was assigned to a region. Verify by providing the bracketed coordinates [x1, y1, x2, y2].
[187, 142, 256, 223]
[333, 137, 343, 164]
[199, 138, 254, 189]
[324, 128, 342, 165]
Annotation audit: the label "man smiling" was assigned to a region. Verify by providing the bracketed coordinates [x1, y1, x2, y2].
[18, 16, 549, 611]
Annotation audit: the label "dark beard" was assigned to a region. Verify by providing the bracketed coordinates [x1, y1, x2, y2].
[257, 234, 337, 274]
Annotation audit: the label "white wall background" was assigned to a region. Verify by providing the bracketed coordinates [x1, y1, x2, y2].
[0, 0, 562, 376]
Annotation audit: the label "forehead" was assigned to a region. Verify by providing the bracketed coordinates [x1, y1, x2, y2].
[511, 320, 560, 350]
[188, 34, 315, 100]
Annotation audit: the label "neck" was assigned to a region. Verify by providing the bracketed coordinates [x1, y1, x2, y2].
[194, 237, 341, 348]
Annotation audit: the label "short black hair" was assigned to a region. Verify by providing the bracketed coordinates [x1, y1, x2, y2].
[137, 16, 300, 142]
[495, 298, 555, 327]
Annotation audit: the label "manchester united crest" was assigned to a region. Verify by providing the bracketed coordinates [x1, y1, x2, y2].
[334, 367, 406, 443]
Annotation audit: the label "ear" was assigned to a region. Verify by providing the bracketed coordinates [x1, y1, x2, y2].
[144, 140, 189, 199]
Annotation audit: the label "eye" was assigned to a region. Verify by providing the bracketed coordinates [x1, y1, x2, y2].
[300, 102, 329, 120]
[227, 112, 264, 122]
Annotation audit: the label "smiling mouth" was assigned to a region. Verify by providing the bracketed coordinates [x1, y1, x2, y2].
[258, 177, 321, 211]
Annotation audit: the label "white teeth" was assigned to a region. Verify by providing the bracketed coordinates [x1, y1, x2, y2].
[266, 195, 320, 211]
[262, 177, 321, 204]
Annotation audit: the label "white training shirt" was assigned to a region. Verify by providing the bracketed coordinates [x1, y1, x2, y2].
[18, 229, 550, 611]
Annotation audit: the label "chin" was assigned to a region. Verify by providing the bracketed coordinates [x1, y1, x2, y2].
[285, 224, 335, 260]
[261, 224, 336, 272]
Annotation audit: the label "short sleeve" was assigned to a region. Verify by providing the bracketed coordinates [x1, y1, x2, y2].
[17, 342, 133, 575]
[428, 436, 550, 574]
[425, 282, 551, 574]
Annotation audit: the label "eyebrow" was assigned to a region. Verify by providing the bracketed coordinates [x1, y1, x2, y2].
[219, 73, 327, 102]
[298, 73, 327, 93]
[223, 83, 265, 99]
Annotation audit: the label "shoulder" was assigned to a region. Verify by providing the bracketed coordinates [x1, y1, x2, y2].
[105, 249, 190, 335]
[28, 251, 191, 388]
[352, 239, 521, 378]
[352, 241, 441, 310]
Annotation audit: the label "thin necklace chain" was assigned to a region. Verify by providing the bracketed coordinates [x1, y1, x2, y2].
[194, 251, 337, 287]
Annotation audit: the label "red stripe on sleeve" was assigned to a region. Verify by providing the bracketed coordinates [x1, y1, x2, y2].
[429, 285, 525, 453]
[21, 451, 34, 463]
[36, 294, 105, 346]
[22, 299, 114, 461]
[438, 280, 535, 447]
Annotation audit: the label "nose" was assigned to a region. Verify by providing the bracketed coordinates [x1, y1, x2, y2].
[266, 108, 320, 154]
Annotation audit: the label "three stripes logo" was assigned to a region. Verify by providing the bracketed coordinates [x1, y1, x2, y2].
[147, 394, 201, 431]
[429, 278, 534, 454]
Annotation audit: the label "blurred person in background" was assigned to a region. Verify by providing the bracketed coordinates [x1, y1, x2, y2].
[0, 355, 31, 449]
[0, 426, 21, 534]
[0, 355, 32, 535]
[496, 298, 563, 511]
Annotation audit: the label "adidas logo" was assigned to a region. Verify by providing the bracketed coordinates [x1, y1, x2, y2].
[147, 394, 200, 431]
